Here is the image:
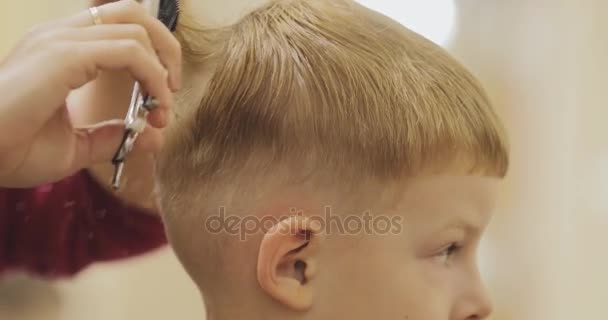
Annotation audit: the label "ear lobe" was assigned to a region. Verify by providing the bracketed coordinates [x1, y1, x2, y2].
[257, 216, 323, 311]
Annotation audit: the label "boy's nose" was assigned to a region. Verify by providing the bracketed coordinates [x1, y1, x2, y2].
[465, 287, 493, 320]
[452, 271, 494, 320]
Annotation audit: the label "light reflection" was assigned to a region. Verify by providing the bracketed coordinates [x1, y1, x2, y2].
[355, 0, 457, 46]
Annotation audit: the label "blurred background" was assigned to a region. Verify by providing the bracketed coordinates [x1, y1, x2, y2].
[0, 0, 606, 319]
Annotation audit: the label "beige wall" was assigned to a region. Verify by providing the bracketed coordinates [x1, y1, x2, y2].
[1, 0, 606, 319]
[0, 1, 81, 55]
[451, 0, 608, 319]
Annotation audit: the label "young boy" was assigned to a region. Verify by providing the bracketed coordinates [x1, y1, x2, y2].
[156, 0, 509, 319]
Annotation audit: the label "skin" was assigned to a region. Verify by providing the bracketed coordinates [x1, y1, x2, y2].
[186, 174, 499, 320]
[303, 175, 497, 320]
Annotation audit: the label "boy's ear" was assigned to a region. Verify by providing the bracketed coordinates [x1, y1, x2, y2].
[256, 216, 324, 311]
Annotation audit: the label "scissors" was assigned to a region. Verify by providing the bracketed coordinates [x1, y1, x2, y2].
[111, 0, 179, 190]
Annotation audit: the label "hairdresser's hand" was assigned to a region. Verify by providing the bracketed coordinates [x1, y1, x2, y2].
[0, 0, 182, 188]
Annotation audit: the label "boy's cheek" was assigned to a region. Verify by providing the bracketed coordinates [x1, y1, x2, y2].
[319, 243, 451, 318]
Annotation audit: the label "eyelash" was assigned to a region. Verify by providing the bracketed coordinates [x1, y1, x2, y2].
[437, 243, 461, 264]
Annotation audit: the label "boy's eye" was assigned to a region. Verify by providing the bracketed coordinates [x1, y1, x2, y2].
[435, 243, 461, 265]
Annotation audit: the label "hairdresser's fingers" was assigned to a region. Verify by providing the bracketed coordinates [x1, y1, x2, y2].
[60, 24, 155, 55]
[10, 24, 157, 66]
[64, 39, 173, 123]
[72, 120, 164, 171]
[146, 105, 169, 128]
[51, 25, 168, 127]
[59, 0, 182, 90]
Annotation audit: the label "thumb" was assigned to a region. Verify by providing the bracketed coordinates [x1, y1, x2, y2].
[72, 119, 164, 168]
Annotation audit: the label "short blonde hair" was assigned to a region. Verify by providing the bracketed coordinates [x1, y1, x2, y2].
[157, 0, 507, 200]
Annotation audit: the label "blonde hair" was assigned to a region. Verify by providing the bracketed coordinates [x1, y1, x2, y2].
[155, 0, 509, 293]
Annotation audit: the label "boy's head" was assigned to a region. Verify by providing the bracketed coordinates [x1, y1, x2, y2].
[156, 0, 509, 319]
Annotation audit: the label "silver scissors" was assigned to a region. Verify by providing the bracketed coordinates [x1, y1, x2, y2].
[111, 83, 158, 190]
[110, 0, 179, 190]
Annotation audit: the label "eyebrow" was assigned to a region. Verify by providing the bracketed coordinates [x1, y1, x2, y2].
[441, 217, 482, 236]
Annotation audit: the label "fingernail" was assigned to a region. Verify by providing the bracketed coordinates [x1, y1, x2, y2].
[156, 114, 167, 128]
[162, 68, 174, 92]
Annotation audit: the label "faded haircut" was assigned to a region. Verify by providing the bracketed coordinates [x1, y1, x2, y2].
[156, 0, 509, 218]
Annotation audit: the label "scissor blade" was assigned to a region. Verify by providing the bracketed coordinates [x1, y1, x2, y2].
[111, 161, 125, 190]
[110, 129, 133, 190]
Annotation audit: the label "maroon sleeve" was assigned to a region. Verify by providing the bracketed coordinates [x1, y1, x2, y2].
[0, 170, 167, 278]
